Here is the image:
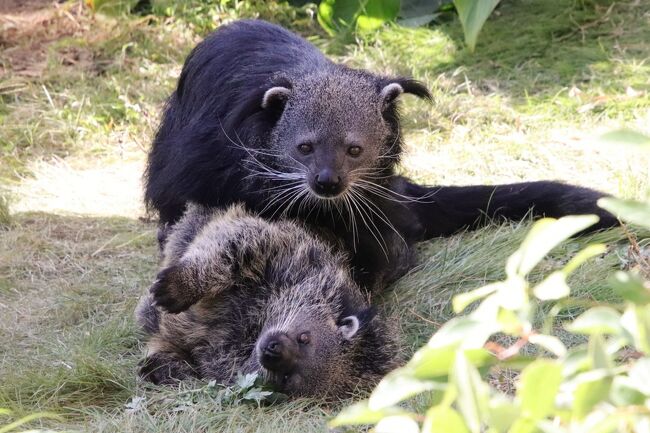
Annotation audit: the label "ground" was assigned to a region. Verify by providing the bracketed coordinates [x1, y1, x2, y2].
[0, 0, 649, 432]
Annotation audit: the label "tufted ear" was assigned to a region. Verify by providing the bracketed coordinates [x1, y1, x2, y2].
[381, 78, 432, 107]
[338, 315, 360, 340]
[262, 86, 291, 110]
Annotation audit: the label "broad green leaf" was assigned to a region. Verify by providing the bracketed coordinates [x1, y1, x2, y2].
[610, 271, 650, 305]
[563, 244, 607, 275]
[598, 197, 650, 230]
[487, 396, 520, 433]
[317, 0, 360, 35]
[597, 129, 650, 150]
[588, 334, 613, 370]
[572, 372, 612, 420]
[628, 358, 650, 396]
[493, 276, 528, 311]
[368, 372, 444, 410]
[453, 283, 500, 313]
[621, 305, 650, 354]
[398, 0, 450, 27]
[428, 316, 499, 349]
[508, 418, 538, 433]
[517, 360, 562, 420]
[407, 346, 495, 379]
[561, 348, 590, 377]
[317, 0, 399, 35]
[423, 406, 470, 433]
[452, 0, 501, 52]
[357, 0, 401, 32]
[610, 376, 646, 406]
[533, 271, 570, 301]
[579, 411, 627, 433]
[496, 307, 524, 334]
[329, 400, 409, 427]
[452, 352, 489, 433]
[566, 307, 622, 335]
[528, 334, 567, 358]
[376, 415, 420, 433]
[506, 216, 599, 278]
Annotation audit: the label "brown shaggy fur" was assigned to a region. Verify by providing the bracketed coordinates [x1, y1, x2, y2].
[136, 204, 399, 397]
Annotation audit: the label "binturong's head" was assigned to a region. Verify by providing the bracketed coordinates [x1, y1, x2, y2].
[253, 286, 399, 397]
[260, 67, 430, 200]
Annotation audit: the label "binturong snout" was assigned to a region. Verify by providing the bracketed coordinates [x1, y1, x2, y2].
[257, 331, 298, 372]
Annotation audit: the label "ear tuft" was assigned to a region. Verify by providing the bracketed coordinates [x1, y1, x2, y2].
[338, 315, 360, 340]
[380, 83, 404, 105]
[383, 78, 432, 103]
[262, 86, 291, 110]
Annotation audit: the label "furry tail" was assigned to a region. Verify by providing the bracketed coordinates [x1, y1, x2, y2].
[404, 180, 618, 240]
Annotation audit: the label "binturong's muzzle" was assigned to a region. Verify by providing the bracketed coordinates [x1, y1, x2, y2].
[257, 331, 298, 373]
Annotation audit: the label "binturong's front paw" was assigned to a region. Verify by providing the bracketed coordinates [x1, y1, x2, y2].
[149, 264, 197, 314]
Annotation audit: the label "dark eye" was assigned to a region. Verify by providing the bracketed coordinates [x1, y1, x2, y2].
[298, 332, 310, 345]
[347, 145, 362, 157]
[297, 142, 313, 155]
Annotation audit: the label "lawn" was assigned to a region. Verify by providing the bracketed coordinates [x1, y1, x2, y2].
[0, 0, 649, 431]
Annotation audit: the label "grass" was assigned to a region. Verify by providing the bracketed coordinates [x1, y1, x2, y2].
[0, 0, 648, 431]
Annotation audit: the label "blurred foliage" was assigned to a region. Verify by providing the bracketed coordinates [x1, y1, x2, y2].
[332, 131, 650, 432]
[84, 0, 499, 51]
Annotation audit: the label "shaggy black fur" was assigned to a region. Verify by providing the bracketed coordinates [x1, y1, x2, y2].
[144, 20, 616, 290]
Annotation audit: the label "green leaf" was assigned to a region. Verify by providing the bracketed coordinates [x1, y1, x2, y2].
[317, 0, 360, 35]
[588, 334, 613, 370]
[452, 352, 489, 433]
[398, 0, 450, 27]
[621, 305, 650, 354]
[452, 0, 501, 52]
[567, 307, 623, 335]
[428, 316, 499, 349]
[610, 271, 650, 305]
[508, 418, 538, 433]
[329, 400, 410, 427]
[506, 216, 599, 278]
[533, 271, 571, 301]
[598, 197, 650, 230]
[487, 396, 520, 433]
[563, 244, 607, 275]
[628, 358, 650, 396]
[610, 376, 646, 406]
[408, 346, 496, 379]
[368, 372, 444, 410]
[453, 283, 500, 313]
[357, 0, 401, 32]
[423, 406, 470, 433]
[517, 360, 562, 420]
[572, 372, 612, 420]
[528, 333, 567, 358]
[375, 415, 420, 433]
[317, 0, 400, 35]
[597, 129, 650, 150]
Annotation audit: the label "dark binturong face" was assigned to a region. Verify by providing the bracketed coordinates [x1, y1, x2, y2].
[259, 68, 429, 204]
[254, 307, 361, 397]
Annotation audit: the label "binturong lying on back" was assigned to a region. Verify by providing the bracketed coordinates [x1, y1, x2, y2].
[136, 204, 399, 397]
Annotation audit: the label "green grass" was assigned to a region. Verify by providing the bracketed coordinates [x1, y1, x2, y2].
[0, 0, 648, 431]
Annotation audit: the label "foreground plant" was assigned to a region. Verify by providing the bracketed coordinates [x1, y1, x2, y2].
[331, 130, 650, 433]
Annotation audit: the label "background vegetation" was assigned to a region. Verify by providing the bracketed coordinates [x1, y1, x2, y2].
[0, 0, 648, 432]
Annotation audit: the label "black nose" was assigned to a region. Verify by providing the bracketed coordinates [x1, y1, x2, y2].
[265, 339, 282, 357]
[259, 333, 295, 372]
[313, 169, 342, 196]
